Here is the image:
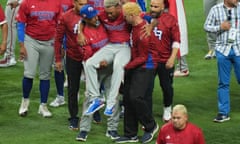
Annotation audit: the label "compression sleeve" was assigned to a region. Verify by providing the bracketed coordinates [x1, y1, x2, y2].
[17, 22, 25, 43]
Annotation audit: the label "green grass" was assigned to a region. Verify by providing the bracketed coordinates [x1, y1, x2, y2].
[1, 0, 240, 144]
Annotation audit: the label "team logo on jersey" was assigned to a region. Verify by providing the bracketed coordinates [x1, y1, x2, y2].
[153, 27, 162, 40]
[31, 5, 35, 9]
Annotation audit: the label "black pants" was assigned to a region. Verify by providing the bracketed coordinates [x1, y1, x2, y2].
[123, 68, 156, 137]
[155, 62, 174, 107]
[66, 56, 83, 119]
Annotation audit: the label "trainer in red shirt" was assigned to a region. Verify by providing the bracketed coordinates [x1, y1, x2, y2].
[156, 104, 205, 144]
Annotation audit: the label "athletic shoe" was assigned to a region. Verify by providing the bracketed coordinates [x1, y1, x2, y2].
[49, 95, 65, 107]
[104, 105, 115, 116]
[204, 50, 215, 60]
[213, 113, 230, 123]
[141, 123, 159, 143]
[0, 57, 17, 67]
[76, 131, 88, 141]
[115, 136, 139, 143]
[38, 103, 52, 117]
[106, 130, 120, 140]
[174, 70, 189, 77]
[93, 110, 102, 124]
[84, 98, 105, 115]
[19, 98, 30, 117]
[163, 106, 172, 122]
[68, 117, 79, 131]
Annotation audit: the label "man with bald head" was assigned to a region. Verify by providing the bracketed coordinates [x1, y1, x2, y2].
[156, 104, 205, 144]
[148, 0, 180, 123]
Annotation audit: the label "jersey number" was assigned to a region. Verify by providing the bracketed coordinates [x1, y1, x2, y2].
[153, 27, 162, 40]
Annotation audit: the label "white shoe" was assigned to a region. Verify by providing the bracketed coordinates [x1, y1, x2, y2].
[49, 95, 65, 107]
[0, 57, 16, 67]
[38, 103, 52, 117]
[204, 50, 215, 60]
[174, 70, 189, 77]
[19, 98, 30, 116]
[163, 106, 172, 122]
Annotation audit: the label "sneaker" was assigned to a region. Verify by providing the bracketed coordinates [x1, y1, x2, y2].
[204, 50, 214, 60]
[19, 98, 30, 117]
[76, 131, 88, 141]
[68, 117, 79, 131]
[115, 136, 139, 143]
[174, 70, 189, 77]
[93, 110, 102, 124]
[163, 106, 172, 122]
[0, 57, 16, 67]
[84, 98, 105, 115]
[104, 105, 115, 116]
[141, 123, 159, 143]
[106, 130, 120, 140]
[38, 103, 52, 117]
[49, 95, 65, 107]
[213, 113, 230, 123]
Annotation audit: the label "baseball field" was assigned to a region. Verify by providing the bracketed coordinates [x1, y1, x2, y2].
[0, 0, 240, 144]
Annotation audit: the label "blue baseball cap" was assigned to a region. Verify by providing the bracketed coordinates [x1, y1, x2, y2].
[80, 4, 99, 19]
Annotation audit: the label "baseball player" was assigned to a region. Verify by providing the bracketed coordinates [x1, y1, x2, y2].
[0, 0, 21, 67]
[203, 0, 223, 59]
[78, 0, 131, 117]
[0, 4, 8, 56]
[166, 0, 190, 77]
[50, 0, 73, 108]
[149, 0, 180, 122]
[54, 0, 87, 130]
[76, 4, 121, 141]
[17, 0, 62, 118]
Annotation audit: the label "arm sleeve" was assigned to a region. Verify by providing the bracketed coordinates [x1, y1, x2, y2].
[17, 22, 25, 43]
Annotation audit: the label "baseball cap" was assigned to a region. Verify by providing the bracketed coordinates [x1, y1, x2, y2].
[104, 0, 120, 7]
[80, 4, 99, 19]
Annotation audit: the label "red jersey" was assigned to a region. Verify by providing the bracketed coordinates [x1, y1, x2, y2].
[99, 11, 130, 43]
[125, 20, 157, 69]
[55, 9, 83, 62]
[0, 5, 6, 25]
[81, 24, 109, 61]
[150, 12, 180, 63]
[88, 0, 104, 12]
[156, 122, 205, 144]
[60, 0, 73, 12]
[16, 0, 62, 41]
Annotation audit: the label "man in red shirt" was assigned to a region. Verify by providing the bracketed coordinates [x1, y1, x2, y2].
[76, 4, 121, 141]
[156, 104, 205, 144]
[79, 0, 131, 117]
[16, 0, 62, 118]
[0, 5, 7, 55]
[54, 0, 88, 130]
[115, 2, 159, 144]
[149, 0, 180, 122]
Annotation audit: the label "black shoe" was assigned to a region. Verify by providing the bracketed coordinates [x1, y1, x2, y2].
[76, 131, 88, 141]
[106, 130, 120, 140]
[213, 113, 230, 123]
[141, 123, 159, 143]
[93, 110, 102, 124]
[115, 136, 138, 143]
[68, 117, 79, 131]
